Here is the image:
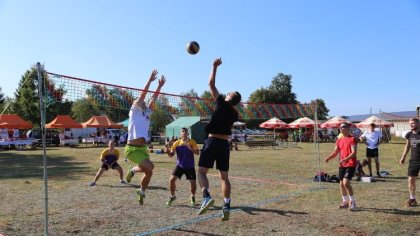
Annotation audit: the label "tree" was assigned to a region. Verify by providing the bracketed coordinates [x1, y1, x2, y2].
[309, 98, 329, 120]
[249, 73, 298, 104]
[0, 87, 5, 112]
[71, 98, 101, 122]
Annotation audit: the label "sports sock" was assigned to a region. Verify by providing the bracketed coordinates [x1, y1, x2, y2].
[410, 194, 416, 200]
[349, 196, 355, 202]
[342, 196, 349, 202]
[203, 189, 210, 198]
[224, 198, 231, 204]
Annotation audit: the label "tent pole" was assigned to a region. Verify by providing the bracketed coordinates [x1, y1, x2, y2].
[37, 62, 49, 236]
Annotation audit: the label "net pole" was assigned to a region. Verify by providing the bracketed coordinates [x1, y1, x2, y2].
[314, 102, 321, 188]
[37, 62, 49, 236]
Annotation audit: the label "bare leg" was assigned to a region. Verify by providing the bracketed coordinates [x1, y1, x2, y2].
[190, 180, 197, 196]
[93, 168, 106, 183]
[339, 180, 348, 197]
[219, 170, 231, 199]
[374, 157, 380, 174]
[343, 178, 353, 196]
[367, 157, 373, 176]
[169, 175, 177, 196]
[139, 158, 154, 191]
[408, 176, 416, 197]
[198, 167, 209, 192]
[115, 166, 124, 181]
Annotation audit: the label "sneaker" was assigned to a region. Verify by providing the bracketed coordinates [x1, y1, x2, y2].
[166, 196, 176, 206]
[190, 196, 196, 207]
[338, 201, 349, 209]
[406, 199, 417, 207]
[89, 182, 96, 186]
[126, 165, 135, 183]
[120, 180, 127, 184]
[198, 197, 215, 215]
[221, 202, 231, 221]
[136, 189, 145, 205]
[349, 201, 356, 211]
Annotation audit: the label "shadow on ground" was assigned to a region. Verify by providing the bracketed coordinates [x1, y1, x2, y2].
[0, 151, 90, 179]
[357, 207, 420, 215]
[240, 206, 308, 217]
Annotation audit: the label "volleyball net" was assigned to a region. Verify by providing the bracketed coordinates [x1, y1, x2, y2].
[45, 72, 315, 120]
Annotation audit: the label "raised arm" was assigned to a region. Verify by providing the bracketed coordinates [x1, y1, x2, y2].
[134, 70, 158, 108]
[148, 75, 166, 110]
[208, 58, 222, 100]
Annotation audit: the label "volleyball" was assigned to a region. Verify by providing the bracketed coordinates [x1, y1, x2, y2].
[186, 41, 200, 55]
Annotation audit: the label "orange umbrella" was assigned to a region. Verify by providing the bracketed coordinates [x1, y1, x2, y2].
[82, 116, 123, 128]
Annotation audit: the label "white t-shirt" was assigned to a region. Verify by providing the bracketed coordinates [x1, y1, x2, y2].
[361, 130, 382, 149]
[127, 104, 152, 142]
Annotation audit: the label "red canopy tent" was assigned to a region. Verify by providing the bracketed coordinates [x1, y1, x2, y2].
[320, 116, 354, 129]
[0, 114, 33, 129]
[46, 115, 83, 129]
[356, 115, 394, 128]
[82, 116, 124, 128]
[288, 117, 318, 128]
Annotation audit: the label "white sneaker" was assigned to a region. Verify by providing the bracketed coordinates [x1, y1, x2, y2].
[349, 201, 356, 211]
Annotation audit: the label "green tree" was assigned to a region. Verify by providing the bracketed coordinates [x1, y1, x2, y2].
[249, 73, 298, 104]
[71, 98, 101, 122]
[0, 87, 5, 112]
[309, 98, 329, 120]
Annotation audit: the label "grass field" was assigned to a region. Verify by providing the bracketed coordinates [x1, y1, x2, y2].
[1, 141, 419, 235]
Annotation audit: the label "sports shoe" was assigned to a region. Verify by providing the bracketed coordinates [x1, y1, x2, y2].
[126, 165, 135, 183]
[406, 199, 417, 207]
[89, 182, 96, 186]
[190, 196, 196, 206]
[166, 196, 176, 206]
[120, 180, 127, 184]
[136, 189, 145, 205]
[338, 201, 349, 209]
[198, 197, 215, 215]
[349, 201, 356, 211]
[221, 202, 231, 221]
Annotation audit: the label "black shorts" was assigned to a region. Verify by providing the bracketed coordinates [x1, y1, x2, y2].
[366, 148, 379, 158]
[338, 167, 356, 180]
[172, 166, 196, 180]
[101, 162, 120, 170]
[408, 161, 420, 177]
[198, 137, 230, 171]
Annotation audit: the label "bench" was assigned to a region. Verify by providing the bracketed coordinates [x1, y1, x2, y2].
[245, 140, 277, 150]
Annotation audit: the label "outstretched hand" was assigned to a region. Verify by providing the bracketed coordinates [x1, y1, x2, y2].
[149, 69, 158, 82]
[213, 58, 222, 67]
[158, 75, 166, 87]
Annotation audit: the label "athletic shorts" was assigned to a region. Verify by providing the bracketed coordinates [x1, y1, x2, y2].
[124, 145, 149, 165]
[172, 166, 196, 180]
[101, 162, 120, 170]
[198, 137, 230, 171]
[366, 148, 379, 158]
[338, 167, 356, 181]
[408, 161, 420, 177]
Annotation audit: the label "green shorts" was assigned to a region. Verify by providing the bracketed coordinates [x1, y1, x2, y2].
[124, 145, 150, 165]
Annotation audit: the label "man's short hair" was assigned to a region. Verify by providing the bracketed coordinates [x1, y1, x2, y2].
[340, 123, 350, 129]
[409, 118, 419, 123]
[370, 123, 376, 127]
[230, 91, 242, 106]
[181, 127, 188, 132]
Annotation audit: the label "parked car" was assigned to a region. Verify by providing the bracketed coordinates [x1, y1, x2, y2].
[26, 129, 60, 146]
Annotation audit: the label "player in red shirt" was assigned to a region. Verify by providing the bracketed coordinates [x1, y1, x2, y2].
[325, 123, 358, 210]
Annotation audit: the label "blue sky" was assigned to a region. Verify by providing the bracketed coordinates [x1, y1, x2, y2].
[1, 0, 419, 116]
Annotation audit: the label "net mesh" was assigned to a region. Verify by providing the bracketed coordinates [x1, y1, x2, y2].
[46, 72, 315, 120]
